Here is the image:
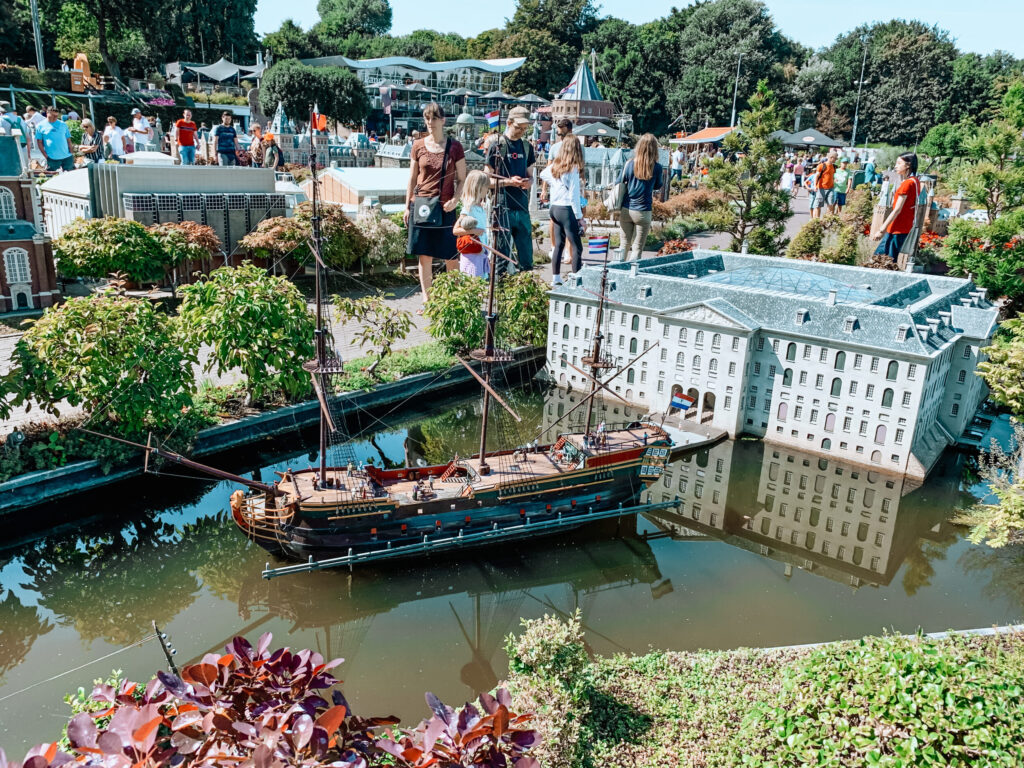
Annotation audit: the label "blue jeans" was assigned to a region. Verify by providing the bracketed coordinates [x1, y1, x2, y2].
[670, 168, 682, 181]
[494, 207, 533, 277]
[875, 232, 909, 262]
[179, 145, 196, 165]
[218, 152, 238, 166]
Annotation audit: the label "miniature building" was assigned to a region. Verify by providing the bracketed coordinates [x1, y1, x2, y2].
[550, 59, 614, 128]
[38, 164, 285, 260]
[549, 250, 999, 479]
[0, 136, 59, 313]
[311, 167, 411, 216]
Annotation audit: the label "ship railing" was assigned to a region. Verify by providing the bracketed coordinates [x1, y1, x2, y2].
[236, 495, 296, 543]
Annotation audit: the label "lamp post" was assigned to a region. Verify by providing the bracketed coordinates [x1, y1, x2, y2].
[29, 0, 45, 71]
[851, 35, 870, 148]
[729, 52, 745, 128]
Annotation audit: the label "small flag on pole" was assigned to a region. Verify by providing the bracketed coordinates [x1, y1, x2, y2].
[558, 79, 578, 98]
[588, 236, 609, 256]
[671, 392, 696, 411]
[485, 110, 500, 129]
[312, 103, 327, 131]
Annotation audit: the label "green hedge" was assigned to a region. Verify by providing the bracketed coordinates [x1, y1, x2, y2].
[0, 66, 71, 91]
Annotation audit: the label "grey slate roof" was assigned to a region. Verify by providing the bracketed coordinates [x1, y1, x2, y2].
[552, 251, 999, 358]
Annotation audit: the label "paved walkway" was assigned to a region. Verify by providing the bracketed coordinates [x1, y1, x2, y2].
[0, 195, 811, 435]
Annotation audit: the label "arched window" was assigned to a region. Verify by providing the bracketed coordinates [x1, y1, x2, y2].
[874, 425, 886, 444]
[0, 188, 16, 220]
[712, 333, 722, 349]
[629, 338, 638, 354]
[676, 352, 685, 369]
[563, 303, 571, 318]
[830, 377, 842, 397]
[870, 450, 882, 464]
[782, 368, 793, 386]
[778, 402, 788, 421]
[692, 355, 701, 372]
[709, 358, 718, 373]
[695, 330, 704, 345]
[678, 327, 687, 343]
[834, 351, 846, 370]
[881, 388, 894, 408]
[786, 342, 797, 361]
[821, 438, 832, 450]
[886, 361, 898, 380]
[627, 369, 635, 383]
[562, 326, 569, 339]
[631, 314, 640, 332]
[2, 247, 30, 284]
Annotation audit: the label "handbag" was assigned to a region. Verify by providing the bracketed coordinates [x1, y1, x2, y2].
[603, 159, 628, 211]
[412, 138, 451, 227]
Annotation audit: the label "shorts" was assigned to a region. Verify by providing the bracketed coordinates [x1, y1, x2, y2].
[812, 188, 835, 208]
[875, 231, 909, 261]
[794, 175, 803, 186]
[407, 208, 457, 260]
[46, 155, 75, 172]
[835, 192, 847, 206]
[218, 152, 238, 166]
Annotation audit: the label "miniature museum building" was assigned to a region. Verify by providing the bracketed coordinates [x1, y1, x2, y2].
[0, 136, 58, 313]
[548, 251, 999, 479]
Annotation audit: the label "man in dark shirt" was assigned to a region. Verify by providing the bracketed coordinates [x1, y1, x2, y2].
[211, 112, 240, 166]
[486, 106, 536, 276]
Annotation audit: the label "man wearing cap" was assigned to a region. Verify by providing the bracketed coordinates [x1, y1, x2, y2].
[36, 106, 75, 171]
[128, 108, 152, 152]
[485, 106, 536, 277]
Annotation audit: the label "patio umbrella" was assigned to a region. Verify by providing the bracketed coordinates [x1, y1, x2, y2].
[481, 90, 513, 100]
[516, 93, 549, 104]
[573, 122, 621, 140]
[405, 83, 435, 94]
[443, 87, 481, 97]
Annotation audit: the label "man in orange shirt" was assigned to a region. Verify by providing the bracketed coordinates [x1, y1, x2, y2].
[811, 150, 837, 218]
[871, 153, 920, 262]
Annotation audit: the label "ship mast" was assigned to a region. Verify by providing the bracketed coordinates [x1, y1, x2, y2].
[476, 175, 501, 476]
[582, 249, 614, 437]
[309, 107, 328, 481]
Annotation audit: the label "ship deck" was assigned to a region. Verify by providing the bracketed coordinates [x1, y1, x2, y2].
[278, 426, 665, 507]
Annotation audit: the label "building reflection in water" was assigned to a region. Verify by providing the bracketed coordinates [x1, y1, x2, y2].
[646, 438, 960, 589]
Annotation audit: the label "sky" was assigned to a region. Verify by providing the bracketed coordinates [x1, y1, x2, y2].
[253, 0, 1024, 58]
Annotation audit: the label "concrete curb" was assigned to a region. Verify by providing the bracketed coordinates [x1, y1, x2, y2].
[0, 347, 544, 516]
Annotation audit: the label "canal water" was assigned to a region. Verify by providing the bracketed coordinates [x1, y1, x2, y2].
[1, 383, 1021, 753]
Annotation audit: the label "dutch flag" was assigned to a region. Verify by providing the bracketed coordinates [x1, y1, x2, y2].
[588, 236, 609, 256]
[485, 110, 500, 129]
[671, 393, 696, 410]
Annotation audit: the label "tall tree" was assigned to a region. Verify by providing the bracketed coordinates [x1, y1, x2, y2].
[315, 0, 391, 37]
[259, 59, 370, 125]
[496, 29, 575, 97]
[263, 19, 319, 61]
[507, 0, 598, 52]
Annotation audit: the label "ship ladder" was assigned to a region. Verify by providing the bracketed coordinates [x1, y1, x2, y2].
[439, 455, 461, 483]
[553, 435, 568, 451]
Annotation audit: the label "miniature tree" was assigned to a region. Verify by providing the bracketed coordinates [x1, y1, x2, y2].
[333, 292, 412, 377]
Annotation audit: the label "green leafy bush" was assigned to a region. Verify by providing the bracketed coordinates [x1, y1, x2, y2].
[497, 272, 549, 349]
[240, 202, 368, 270]
[786, 215, 859, 264]
[942, 210, 1024, 306]
[354, 212, 407, 268]
[335, 343, 454, 392]
[745, 633, 1024, 767]
[177, 263, 315, 402]
[424, 271, 487, 355]
[54, 218, 173, 283]
[0, 65, 71, 90]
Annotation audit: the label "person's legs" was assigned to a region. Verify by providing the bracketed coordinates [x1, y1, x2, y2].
[218, 152, 237, 166]
[619, 209, 635, 261]
[566, 210, 583, 274]
[510, 209, 533, 273]
[179, 146, 195, 165]
[550, 206, 568, 278]
[418, 254, 433, 298]
[444, 258, 458, 272]
[631, 209, 652, 260]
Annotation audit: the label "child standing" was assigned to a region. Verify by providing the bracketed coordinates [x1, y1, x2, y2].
[453, 170, 490, 278]
[780, 164, 796, 197]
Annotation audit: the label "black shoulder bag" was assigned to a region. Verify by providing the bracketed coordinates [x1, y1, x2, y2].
[412, 138, 452, 227]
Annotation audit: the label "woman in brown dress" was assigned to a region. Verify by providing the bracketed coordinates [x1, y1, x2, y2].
[403, 102, 467, 305]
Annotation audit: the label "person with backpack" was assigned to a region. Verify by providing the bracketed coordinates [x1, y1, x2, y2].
[261, 133, 282, 169]
[485, 106, 536, 277]
[872, 152, 920, 263]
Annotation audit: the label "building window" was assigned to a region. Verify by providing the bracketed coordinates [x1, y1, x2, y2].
[763, 399, 771, 413]
[772, 339, 780, 352]
[679, 327, 686, 343]
[778, 402, 788, 421]
[870, 357, 880, 373]
[951, 403, 960, 416]
[696, 330, 704, 346]
[830, 378, 842, 397]
[902, 391, 912, 407]
[859, 421, 868, 436]
[874, 425, 887, 444]
[783, 368, 793, 386]
[794, 405, 803, 419]
[843, 417, 852, 432]
[709, 359, 718, 374]
[676, 352, 685, 370]
[724, 396, 732, 409]
[728, 362, 736, 376]
[843, 318, 855, 333]
[713, 333, 722, 349]
[754, 362, 761, 375]
[692, 355, 701, 372]
[661, 348, 668, 362]
[0, 189, 16, 220]
[895, 428, 904, 444]
[657, 380, 664, 392]
[886, 361, 898, 380]
[803, 344, 811, 360]
[866, 384, 875, 399]
[963, 346, 971, 358]
[957, 370, 966, 384]
[907, 363, 917, 379]
[849, 381, 857, 396]
[834, 351, 846, 371]
[627, 369, 635, 383]
[748, 395, 756, 408]
[629, 338, 638, 354]
[732, 337, 740, 351]
[810, 409, 818, 423]
[819, 348, 828, 363]
[757, 338, 764, 351]
[641, 370, 647, 383]
[786, 342, 797, 361]
[631, 315, 640, 331]
[645, 317, 652, 330]
[881, 388, 894, 408]
[815, 374, 824, 389]
[853, 353, 863, 369]
[799, 371, 807, 385]
[824, 413, 836, 432]
[822, 437, 832, 450]
[2, 247, 30, 284]
[663, 325, 669, 338]
[562, 326, 570, 339]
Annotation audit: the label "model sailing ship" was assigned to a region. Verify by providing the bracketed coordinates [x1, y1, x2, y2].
[111, 116, 673, 564]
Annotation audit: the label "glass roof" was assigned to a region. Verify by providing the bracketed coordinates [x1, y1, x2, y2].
[699, 266, 876, 304]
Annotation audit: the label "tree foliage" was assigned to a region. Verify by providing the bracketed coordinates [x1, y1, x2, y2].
[259, 59, 370, 126]
[942, 212, 1024, 306]
[177, 263, 316, 401]
[0, 294, 195, 435]
[704, 81, 792, 255]
[955, 418, 1024, 547]
[54, 218, 175, 283]
[240, 202, 368, 270]
[333, 292, 412, 376]
[978, 319, 1024, 418]
[263, 19, 319, 61]
[424, 271, 488, 356]
[497, 273, 550, 349]
[316, 0, 392, 39]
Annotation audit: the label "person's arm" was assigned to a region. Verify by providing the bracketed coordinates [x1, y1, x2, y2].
[403, 152, 419, 226]
[36, 132, 46, 159]
[653, 163, 664, 190]
[65, 127, 74, 156]
[873, 189, 908, 239]
[444, 157, 468, 213]
[570, 172, 583, 220]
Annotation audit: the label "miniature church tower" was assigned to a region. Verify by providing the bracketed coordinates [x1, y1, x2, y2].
[550, 56, 615, 127]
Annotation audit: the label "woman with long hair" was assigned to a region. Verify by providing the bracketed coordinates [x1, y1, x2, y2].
[871, 152, 920, 263]
[540, 134, 585, 284]
[404, 102, 467, 308]
[617, 133, 663, 261]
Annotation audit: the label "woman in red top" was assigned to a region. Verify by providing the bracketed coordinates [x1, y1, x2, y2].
[872, 152, 919, 262]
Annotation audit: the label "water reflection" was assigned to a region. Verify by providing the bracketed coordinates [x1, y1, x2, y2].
[0, 591, 52, 683]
